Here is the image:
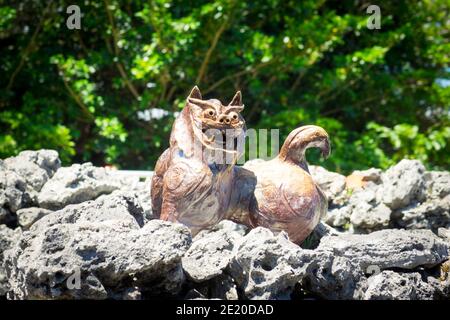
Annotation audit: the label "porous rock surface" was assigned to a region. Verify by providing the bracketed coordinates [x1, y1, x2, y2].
[37, 163, 124, 210]
[182, 220, 247, 282]
[0, 150, 60, 224]
[0, 150, 449, 300]
[364, 270, 448, 300]
[321, 159, 450, 233]
[4, 192, 192, 299]
[0, 225, 21, 295]
[317, 229, 449, 271]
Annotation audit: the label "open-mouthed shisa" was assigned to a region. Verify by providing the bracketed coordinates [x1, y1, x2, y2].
[151, 86, 330, 243]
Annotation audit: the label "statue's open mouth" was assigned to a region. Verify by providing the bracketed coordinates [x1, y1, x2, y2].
[200, 127, 240, 153]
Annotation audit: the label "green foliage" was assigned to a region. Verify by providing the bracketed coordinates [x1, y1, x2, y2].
[363, 122, 450, 170]
[0, 0, 448, 172]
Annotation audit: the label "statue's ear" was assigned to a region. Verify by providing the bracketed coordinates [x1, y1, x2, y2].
[188, 86, 202, 100]
[229, 91, 242, 106]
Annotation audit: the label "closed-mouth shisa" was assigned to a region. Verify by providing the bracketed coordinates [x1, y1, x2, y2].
[151, 86, 330, 243]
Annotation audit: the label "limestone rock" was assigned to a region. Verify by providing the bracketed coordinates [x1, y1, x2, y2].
[364, 271, 438, 300]
[2, 150, 450, 301]
[34, 192, 146, 230]
[0, 225, 21, 296]
[438, 228, 450, 242]
[0, 150, 61, 222]
[3, 193, 192, 299]
[229, 227, 306, 299]
[330, 183, 391, 232]
[0, 164, 31, 215]
[318, 229, 450, 271]
[38, 163, 123, 210]
[229, 227, 365, 300]
[396, 195, 450, 232]
[350, 202, 391, 232]
[309, 221, 340, 239]
[424, 171, 450, 199]
[16, 207, 53, 230]
[381, 159, 426, 210]
[4, 150, 60, 191]
[299, 254, 367, 300]
[325, 206, 351, 228]
[124, 175, 154, 222]
[182, 220, 246, 282]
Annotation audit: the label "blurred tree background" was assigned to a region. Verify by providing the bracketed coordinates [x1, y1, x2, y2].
[0, 0, 448, 174]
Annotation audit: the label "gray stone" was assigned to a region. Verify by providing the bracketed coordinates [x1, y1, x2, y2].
[0, 225, 21, 296]
[38, 163, 123, 210]
[125, 176, 154, 222]
[2, 150, 449, 301]
[438, 228, 450, 242]
[0, 150, 60, 220]
[229, 227, 306, 300]
[101, 189, 153, 226]
[318, 229, 450, 271]
[0, 164, 31, 214]
[309, 165, 346, 204]
[366, 267, 450, 300]
[381, 159, 426, 210]
[182, 220, 246, 282]
[310, 221, 340, 238]
[396, 195, 450, 232]
[229, 227, 365, 300]
[424, 171, 450, 199]
[364, 271, 439, 300]
[139, 177, 154, 221]
[33, 191, 146, 230]
[330, 183, 391, 232]
[350, 202, 391, 231]
[299, 254, 367, 300]
[16, 207, 53, 230]
[325, 206, 351, 228]
[3, 193, 192, 299]
[4, 150, 60, 191]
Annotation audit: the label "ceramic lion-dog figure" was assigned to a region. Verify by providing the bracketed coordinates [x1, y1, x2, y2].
[151, 86, 330, 243]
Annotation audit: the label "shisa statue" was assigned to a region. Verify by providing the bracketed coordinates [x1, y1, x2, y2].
[151, 86, 330, 243]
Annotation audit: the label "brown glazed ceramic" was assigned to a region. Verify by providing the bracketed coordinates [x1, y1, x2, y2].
[151, 86, 246, 235]
[151, 87, 330, 243]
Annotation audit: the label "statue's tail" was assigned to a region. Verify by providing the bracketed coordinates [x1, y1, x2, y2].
[277, 125, 330, 169]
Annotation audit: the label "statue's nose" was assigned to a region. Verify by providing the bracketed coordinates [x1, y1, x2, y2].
[218, 115, 231, 124]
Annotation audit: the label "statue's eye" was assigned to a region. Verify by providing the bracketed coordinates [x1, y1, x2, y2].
[204, 109, 216, 118]
[230, 112, 238, 120]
